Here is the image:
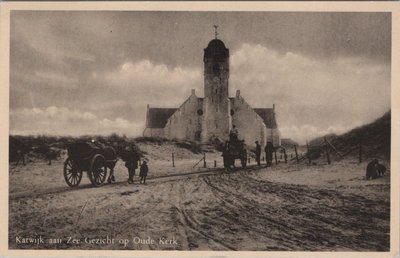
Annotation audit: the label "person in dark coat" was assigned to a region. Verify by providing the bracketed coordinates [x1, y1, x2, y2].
[139, 161, 149, 184]
[229, 125, 239, 142]
[255, 141, 261, 166]
[125, 147, 139, 184]
[264, 141, 274, 167]
[377, 162, 387, 176]
[366, 159, 379, 180]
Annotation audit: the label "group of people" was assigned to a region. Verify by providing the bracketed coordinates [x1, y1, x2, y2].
[124, 148, 149, 184]
[255, 140, 275, 167]
[230, 125, 276, 167]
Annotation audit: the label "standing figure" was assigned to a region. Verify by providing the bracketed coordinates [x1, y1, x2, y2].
[125, 147, 139, 184]
[255, 141, 261, 166]
[222, 141, 231, 171]
[16, 149, 26, 166]
[264, 141, 274, 167]
[366, 159, 386, 180]
[139, 161, 149, 184]
[229, 125, 239, 142]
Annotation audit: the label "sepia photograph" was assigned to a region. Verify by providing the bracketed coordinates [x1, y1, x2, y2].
[1, 3, 399, 256]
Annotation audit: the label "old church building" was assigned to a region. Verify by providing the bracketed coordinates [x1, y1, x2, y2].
[143, 34, 280, 147]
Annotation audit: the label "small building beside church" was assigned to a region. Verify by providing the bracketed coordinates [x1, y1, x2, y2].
[143, 35, 280, 147]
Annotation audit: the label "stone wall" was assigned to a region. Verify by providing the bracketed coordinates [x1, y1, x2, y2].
[164, 91, 203, 141]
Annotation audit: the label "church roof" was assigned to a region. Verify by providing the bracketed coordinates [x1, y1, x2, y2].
[207, 39, 227, 50]
[254, 108, 278, 129]
[146, 108, 177, 128]
[204, 39, 229, 60]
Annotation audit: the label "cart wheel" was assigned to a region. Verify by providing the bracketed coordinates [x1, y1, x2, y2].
[88, 154, 107, 187]
[64, 158, 83, 187]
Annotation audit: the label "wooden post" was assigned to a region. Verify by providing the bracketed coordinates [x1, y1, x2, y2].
[324, 137, 331, 165]
[172, 153, 175, 167]
[294, 145, 299, 164]
[358, 144, 362, 164]
[274, 149, 278, 165]
[203, 153, 206, 168]
[214, 160, 217, 167]
[306, 141, 311, 164]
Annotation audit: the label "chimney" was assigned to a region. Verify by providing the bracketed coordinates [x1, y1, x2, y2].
[236, 90, 240, 98]
[191, 89, 196, 96]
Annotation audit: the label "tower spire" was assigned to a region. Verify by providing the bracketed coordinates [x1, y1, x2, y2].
[213, 25, 218, 39]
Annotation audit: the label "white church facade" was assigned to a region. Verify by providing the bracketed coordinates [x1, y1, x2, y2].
[143, 35, 280, 147]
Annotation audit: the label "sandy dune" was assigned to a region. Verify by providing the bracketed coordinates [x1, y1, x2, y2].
[8, 143, 390, 251]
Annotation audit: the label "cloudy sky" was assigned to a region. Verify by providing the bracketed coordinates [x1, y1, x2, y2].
[10, 11, 391, 143]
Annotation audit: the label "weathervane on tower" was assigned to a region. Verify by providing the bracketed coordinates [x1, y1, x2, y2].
[214, 25, 219, 39]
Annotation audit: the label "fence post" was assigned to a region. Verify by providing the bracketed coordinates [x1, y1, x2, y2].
[274, 149, 278, 165]
[294, 145, 299, 164]
[172, 153, 175, 167]
[306, 141, 311, 164]
[203, 152, 206, 168]
[358, 144, 362, 164]
[324, 137, 331, 165]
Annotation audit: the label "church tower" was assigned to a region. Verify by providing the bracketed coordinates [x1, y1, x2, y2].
[201, 27, 232, 142]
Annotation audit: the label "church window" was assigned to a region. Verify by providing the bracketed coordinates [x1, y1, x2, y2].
[197, 109, 203, 116]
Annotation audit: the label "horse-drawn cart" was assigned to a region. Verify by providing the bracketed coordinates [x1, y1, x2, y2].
[222, 139, 247, 170]
[63, 141, 118, 187]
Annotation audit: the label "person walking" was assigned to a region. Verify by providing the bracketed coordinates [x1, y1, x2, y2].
[125, 147, 139, 184]
[265, 141, 274, 167]
[255, 141, 261, 166]
[139, 160, 149, 184]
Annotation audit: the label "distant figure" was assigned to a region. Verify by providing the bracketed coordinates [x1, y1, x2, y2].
[255, 141, 261, 166]
[15, 149, 26, 166]
[377, 163, 387, 176]
[139, 161, 149, 184]
[264, 141, 274, 167]
[222, 141, 231, 170]
[366, 159, 380, 180]
[229, 125, 239, 142]
[125, 147, 139, 184]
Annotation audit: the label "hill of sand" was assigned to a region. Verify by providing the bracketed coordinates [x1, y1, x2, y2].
[8, 114, 391, 251]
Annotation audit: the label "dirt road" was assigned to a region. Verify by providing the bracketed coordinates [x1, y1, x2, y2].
[9, 160, 390, 251]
